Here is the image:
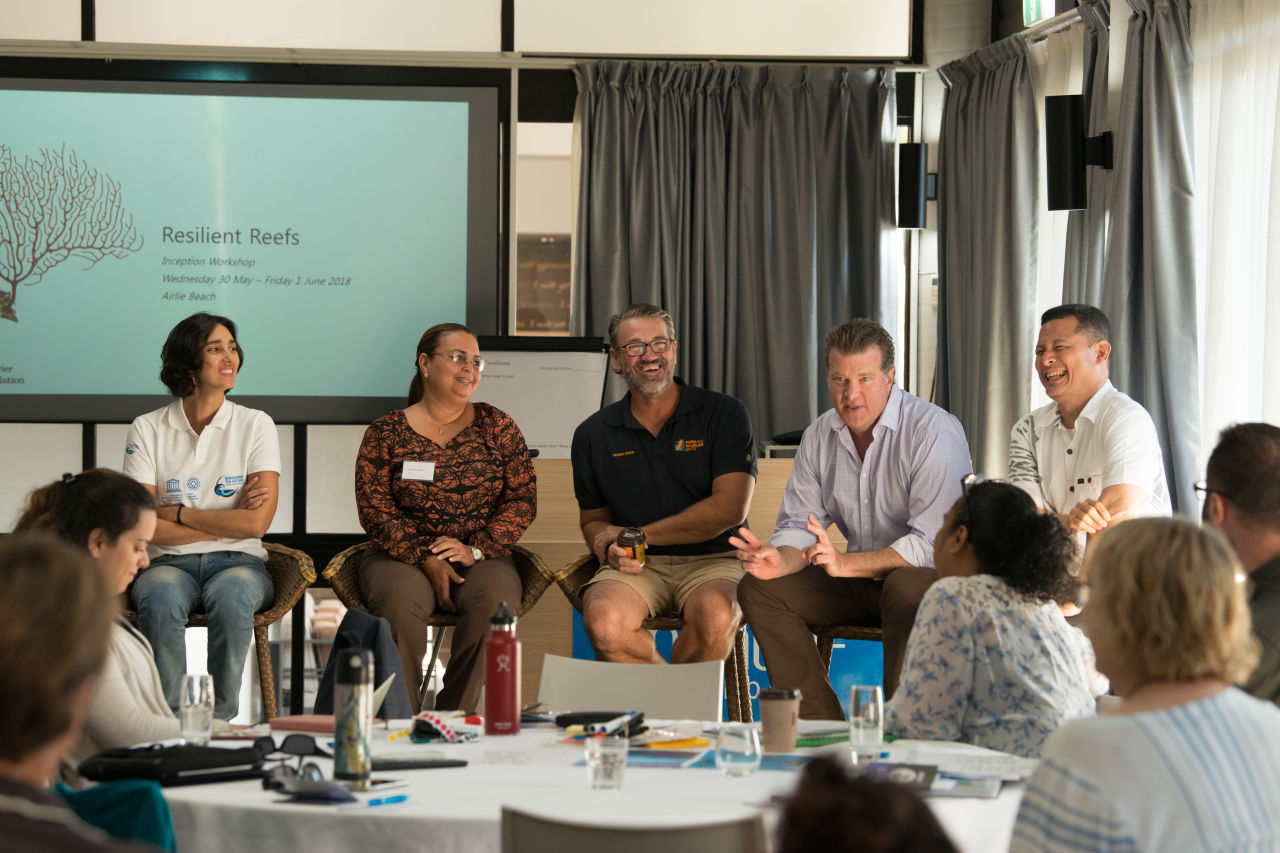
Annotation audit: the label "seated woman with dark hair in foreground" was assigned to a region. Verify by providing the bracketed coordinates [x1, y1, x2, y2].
[778, 756, 955, 853]
[15, 468, 229, 785]
[1012, 517, 1280, 851]
[885, 478, 1104, 759]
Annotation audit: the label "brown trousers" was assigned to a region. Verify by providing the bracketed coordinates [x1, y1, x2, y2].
[357, 549, 521, 714]
[737, 564, 937, 719]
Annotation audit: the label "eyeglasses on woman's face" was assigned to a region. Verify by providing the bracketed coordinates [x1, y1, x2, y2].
[430, 351, 486, 372]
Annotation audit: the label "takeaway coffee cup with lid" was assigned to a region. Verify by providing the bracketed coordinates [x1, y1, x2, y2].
[758, 687, 802, 753]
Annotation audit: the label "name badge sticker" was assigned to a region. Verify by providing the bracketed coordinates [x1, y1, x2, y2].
[402, 461, 436, 481]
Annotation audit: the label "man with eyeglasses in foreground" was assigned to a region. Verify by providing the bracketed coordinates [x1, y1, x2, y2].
[1008, 304, 1170, 539]
[570, 303, 757, 665]
[734, 318, 971, 719]
[1201, 422, 1280, 705]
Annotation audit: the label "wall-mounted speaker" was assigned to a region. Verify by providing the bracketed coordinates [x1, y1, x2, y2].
[1045, 95, 1113, 211]
[898, 142, 928, 229]
[1045, 94, 1086, 211]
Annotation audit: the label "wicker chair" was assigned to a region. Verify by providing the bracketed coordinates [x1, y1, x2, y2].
[811, 625, 884, 671]
[124, 541, 316, 721]
[322, 541, 554, 708]
[554, 554, 754, 723]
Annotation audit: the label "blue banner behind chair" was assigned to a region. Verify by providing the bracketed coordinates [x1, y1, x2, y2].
[571, 612, 882, 720]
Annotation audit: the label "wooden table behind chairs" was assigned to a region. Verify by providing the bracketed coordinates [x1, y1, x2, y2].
[162, 724, 1026, 853]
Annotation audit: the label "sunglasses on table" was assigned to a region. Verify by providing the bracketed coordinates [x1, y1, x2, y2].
[254, 734, 332, 790]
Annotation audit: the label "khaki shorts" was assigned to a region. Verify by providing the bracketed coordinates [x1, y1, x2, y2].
[585, 551, 744, 617]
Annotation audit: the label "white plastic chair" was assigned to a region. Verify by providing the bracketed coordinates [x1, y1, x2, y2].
[536, 654, 725, 721]
[501, 806, 767, 853]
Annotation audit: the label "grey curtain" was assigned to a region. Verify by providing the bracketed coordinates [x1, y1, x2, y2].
[935, 40, 1040, 477]
[571, 61, 898, 446]
[1062, 0, 1111, 305]
[1101, 0, 1199, 513]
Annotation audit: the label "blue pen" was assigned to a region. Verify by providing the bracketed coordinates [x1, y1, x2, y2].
[367, 794, 408, 807]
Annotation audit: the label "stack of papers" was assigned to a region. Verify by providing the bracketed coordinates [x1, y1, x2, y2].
[863, 742, 1040, 800]
[631, 724, 709, 750]
[883, 746, 1038, 782]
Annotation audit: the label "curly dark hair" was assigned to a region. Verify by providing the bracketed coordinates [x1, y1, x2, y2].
[779, 756, 956, 853]
[159, 312, 243, 397]
[951, 481, 1078, 603]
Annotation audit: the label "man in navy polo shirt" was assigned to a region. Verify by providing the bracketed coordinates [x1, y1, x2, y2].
[571, 303, 757, 664]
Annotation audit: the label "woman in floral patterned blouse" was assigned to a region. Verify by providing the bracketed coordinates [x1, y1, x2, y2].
[884, 478, 1104, 758]
[354, 323, 536, 713]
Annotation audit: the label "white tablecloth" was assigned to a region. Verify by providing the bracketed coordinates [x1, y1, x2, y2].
[163, 722, 1023, 853]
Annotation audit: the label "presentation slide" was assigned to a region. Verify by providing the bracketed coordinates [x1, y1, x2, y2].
[0, 76, 498, 422]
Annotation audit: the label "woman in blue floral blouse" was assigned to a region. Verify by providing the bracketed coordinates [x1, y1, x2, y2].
[884, 477, 1105, 758]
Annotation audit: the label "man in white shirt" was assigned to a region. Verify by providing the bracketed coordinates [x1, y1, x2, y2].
[1008, 304, 1170, 536]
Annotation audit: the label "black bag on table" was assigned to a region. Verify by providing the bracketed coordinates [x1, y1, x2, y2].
[79, 743, 264, 787]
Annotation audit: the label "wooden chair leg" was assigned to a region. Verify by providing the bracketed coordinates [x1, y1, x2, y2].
[725, 627, 753, 722]
[256, 626, 276, 720]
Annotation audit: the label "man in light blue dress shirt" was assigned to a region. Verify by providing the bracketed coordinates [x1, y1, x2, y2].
[734, 319, 972, 719]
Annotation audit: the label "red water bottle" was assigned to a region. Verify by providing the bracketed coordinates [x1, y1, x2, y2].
[484, 601, 521, 735]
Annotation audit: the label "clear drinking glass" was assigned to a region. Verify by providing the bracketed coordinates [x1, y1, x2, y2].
[584, 736, 628, 790]
[848, 684, 884, 761]
[714, 723, 763, 777]
[180, 673, 215, 746]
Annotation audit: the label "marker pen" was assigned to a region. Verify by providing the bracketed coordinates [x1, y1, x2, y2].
[367, 794, 409, 807]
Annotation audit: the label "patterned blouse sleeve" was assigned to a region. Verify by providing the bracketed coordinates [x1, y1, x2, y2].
[355, 417, 435, 568]
[471, 406, 537, 557]
[884, 581, 972, 742]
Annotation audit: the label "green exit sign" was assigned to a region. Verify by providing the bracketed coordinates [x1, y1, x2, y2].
[1024, 0, 1054, 26]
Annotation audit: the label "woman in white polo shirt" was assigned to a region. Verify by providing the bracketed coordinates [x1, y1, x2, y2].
[123, 312, 280, 721]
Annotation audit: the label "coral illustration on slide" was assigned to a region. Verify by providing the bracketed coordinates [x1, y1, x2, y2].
[0, 144, 143, 323]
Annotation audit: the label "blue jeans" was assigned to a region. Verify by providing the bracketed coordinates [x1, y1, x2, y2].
[131, 551, 272, 720]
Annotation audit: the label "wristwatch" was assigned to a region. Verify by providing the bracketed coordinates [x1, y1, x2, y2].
[469, 546, 483, 562]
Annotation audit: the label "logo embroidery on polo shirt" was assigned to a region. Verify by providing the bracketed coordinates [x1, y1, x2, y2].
[611, 450, 635, 458]
[214, 473, 246, 497]
[125, 442, 139, 455]
[186, 477, 201, 492]
[674, 438, 704, 452]
[165, 479, 181, 497]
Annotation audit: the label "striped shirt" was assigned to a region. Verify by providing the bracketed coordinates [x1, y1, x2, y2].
[1011, 688, 1280, 851]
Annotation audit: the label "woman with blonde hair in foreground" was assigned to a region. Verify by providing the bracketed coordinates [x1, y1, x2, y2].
[1011, 517, 1280, 851]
